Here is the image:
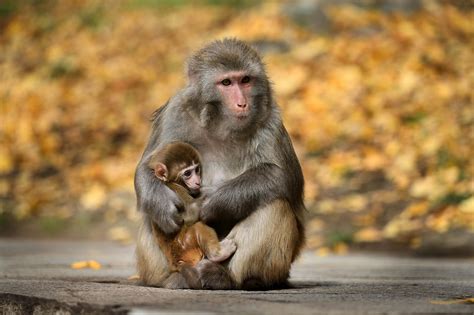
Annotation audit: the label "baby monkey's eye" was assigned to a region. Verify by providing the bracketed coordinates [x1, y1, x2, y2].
[183, 170, 192, 177]
[196, 165, 201, 174]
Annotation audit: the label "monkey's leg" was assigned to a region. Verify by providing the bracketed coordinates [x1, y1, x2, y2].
[193, 222, 236, 262]
[178, 265, 203, 289]
[226, 199, 301, 290]
[135, 216, 172, 286]
[162, 272, 190, 289]
[194, 259, 235, 290]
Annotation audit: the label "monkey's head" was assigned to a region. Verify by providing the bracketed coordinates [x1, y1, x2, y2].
[148, 142, 202, 196]
[185, 38, 273, 137]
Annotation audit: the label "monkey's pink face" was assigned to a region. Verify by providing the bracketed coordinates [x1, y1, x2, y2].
[180, 163, 201, 194]
[215, 71, 253, 121]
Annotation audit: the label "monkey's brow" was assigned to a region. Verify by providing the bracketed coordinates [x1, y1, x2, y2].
[216, 71, 248, 81]
[179, 162, 199, 175]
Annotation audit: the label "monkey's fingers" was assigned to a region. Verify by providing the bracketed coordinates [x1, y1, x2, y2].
[153, 209, 183, 234]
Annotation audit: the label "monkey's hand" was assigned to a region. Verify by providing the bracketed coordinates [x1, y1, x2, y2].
[135, 160, 186, 234]
[136, 157, 186, 234]
[192, 186, 215, 221]
[183, 202, 200, 225]
[200, 164, 288, 225]
[150, 184, 185, 235]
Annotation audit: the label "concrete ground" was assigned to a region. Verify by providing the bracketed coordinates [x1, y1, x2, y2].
[0, 239, 473, 314]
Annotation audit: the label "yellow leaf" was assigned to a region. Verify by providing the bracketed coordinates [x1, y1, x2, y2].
[316, 247, 331, 257]
[333, 242, 349, 255]
[341, 194, 368, 212]
[410, 237, 422, 249]
[317, 199, 337, 214]
[430, 297, 474, 305]
[394, 151, 416, 173]
[70, 260, 102, 270]
[439, 167, 459, 186]
[426, 207, 454, 233]
[421, 137, 441, 156]
[363, 149, 387, 170]
[87, 260, 102, 270]
[383, 218, 423, 239]
[308, 219, 325, 232]
[0, 149, 13, 173]
[354, 227, 383, 243]
[71, 261, 88, 269]
[403, 202, 429, 219]
[108, 226, 132, 245]
[293, 39, 328, 61]
[410, 176, 446, 200]
[272, 65, 308, 97]
[459, 197, 474, 213]
[0, 180, 8, 196]
[306, 236, 324, 249]
[398, 71, 419, 94]
[80, 184, 107, 210]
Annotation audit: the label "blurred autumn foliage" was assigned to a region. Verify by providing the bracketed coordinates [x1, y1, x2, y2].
[0, 0, 473, 253]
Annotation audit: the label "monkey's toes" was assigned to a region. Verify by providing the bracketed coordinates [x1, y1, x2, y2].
[209, 239, 236, 262]
[220, 239, 237, 252]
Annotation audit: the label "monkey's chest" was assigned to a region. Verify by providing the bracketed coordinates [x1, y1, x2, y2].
[200, 155, 243, 186]
[196, 141, 251, 186]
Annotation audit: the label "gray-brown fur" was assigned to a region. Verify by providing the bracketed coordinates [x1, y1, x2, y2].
[140, 142, 236, 288]
[135, 38, 305, 289]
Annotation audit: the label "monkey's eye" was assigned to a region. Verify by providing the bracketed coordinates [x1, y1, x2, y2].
[241, 76, 251, 83]
[221, 79, 231, 86]
[183, 170, 192, 178]
[195, 165, 200, 174]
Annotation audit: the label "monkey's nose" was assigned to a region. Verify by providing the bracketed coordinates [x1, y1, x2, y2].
[237, 103, 247, 109]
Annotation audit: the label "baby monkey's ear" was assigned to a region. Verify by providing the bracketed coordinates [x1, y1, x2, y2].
[154, 163, 168, 181]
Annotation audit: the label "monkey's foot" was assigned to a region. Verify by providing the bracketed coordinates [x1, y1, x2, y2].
[208, 239, 236, 262]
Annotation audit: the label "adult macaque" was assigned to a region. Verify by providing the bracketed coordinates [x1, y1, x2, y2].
[135, 38, 305, 290]
[138, 142, 236, 289]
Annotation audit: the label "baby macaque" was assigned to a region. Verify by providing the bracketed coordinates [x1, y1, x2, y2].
[147, 142, 236, 272]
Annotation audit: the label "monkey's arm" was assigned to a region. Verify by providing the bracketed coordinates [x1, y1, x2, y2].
[134, 103, 186, 235]
[135, 163, 184, 234]
[200, 162, 299, 226]
[200, 123, 304, 227]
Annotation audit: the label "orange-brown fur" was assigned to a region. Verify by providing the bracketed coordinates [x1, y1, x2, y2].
[151, 219, 224, 271]
[139, 143, 233, 286]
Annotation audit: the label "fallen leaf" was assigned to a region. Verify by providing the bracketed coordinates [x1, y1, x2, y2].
[430, 297, 474, 305]
[70, 260, 101, 270]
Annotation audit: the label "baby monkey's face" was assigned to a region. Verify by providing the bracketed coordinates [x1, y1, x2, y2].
[180, 162, 201, 195]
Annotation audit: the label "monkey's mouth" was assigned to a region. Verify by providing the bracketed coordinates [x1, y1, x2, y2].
[235, 112, 250, 120]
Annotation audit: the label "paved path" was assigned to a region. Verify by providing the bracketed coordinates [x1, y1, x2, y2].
[0, 239, 473, 314]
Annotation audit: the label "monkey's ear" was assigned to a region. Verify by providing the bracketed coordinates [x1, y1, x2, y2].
[154, 163, 168, 181]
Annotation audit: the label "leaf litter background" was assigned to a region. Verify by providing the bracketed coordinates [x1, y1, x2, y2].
[0, 0, 473, 256]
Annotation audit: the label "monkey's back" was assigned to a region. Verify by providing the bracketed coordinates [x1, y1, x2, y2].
[152, 222, 204, 270]
[171, 225, 204, 266]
